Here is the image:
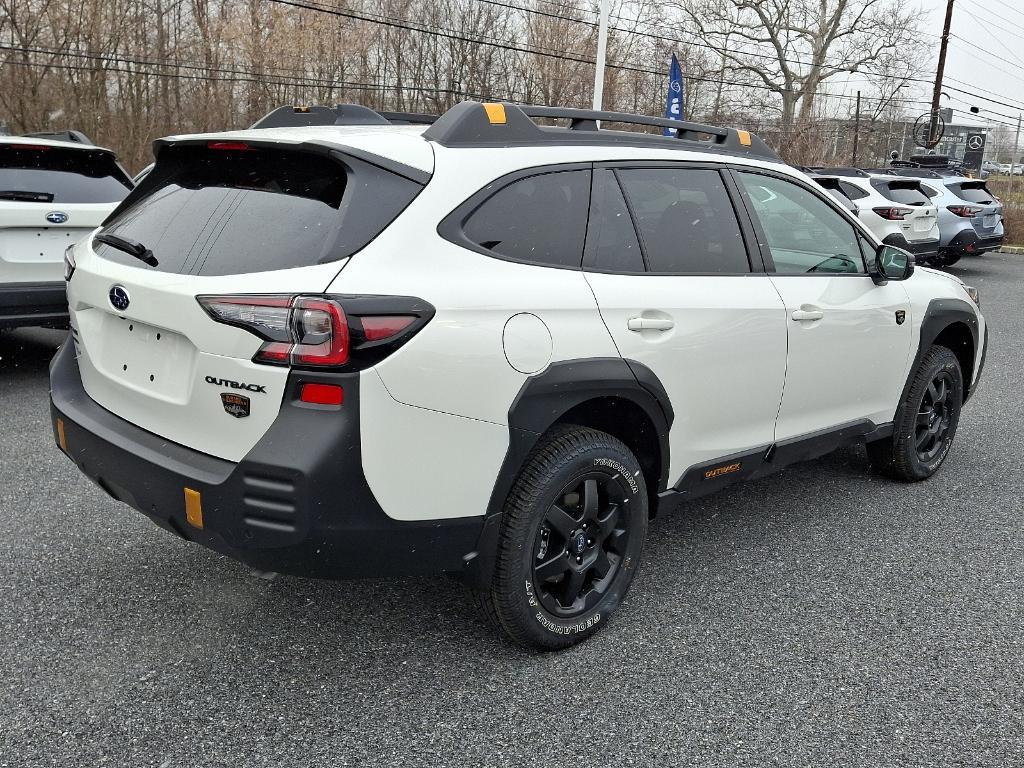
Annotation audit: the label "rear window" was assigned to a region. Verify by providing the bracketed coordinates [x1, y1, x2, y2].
[873, 180, 930, 205]
[813, 178, 856, 209]
[96, 145, 423, 276]
[948, 182, 995, 204]
[460, 170, 590, 268]
[0, 144, 132, 203]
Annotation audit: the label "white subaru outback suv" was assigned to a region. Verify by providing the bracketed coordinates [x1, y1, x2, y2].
[50, 103, 987, 650]
[1, 132, 132, 329]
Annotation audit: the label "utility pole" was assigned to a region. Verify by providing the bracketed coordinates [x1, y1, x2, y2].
[592, 0, 610, 111]
[929, 0, 955, 146]
[852, 91, 861, 165]
[1012, 113, 1021, 194]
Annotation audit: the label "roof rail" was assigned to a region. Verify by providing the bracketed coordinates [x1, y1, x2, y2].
[251, 104, 391, 129]
[421, 101, 779, 160]
[867, 166, 943, 179]
[20, 130, 92, 145]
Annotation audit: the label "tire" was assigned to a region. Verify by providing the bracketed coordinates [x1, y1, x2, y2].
[471, 425, 648, 651]
[867, 345, 963, 481]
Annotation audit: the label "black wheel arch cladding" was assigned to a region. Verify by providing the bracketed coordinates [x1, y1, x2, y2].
[463, 357, 671, 588]
[913, 298, 980, 404]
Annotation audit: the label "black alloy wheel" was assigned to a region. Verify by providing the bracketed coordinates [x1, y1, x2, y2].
[471, 424, 648, 650]
[915, 371, 955, 462]
[531, 473, 630, 619]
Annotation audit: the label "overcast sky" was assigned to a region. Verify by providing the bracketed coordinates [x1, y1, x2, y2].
[864, 0, 1024, 130]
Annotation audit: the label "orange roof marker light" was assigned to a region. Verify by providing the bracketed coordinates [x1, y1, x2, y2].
[483, 103, 507, 125]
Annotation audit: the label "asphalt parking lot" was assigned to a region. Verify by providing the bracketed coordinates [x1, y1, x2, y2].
[2, 253, 1023, 767]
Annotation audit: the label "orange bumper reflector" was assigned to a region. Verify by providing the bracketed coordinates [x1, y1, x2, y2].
[483, 103, 507, 125]
[736, 129, 752, 147]
[56, 418, 67, 452]
[184, 488, 204, 529]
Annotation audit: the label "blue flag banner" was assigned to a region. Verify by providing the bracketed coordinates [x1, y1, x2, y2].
[663, 54, 684, 136]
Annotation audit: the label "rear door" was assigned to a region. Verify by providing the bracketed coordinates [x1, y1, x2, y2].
[582, 165, 788, 484]
[0, 143, 132, 285]
[68, 141, 425, 461]
[734, 170, 912, 440]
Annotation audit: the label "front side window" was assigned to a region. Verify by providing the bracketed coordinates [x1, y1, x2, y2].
[738, 172, 865, 275]
[462, 170, 590, 268]
[616, 167, 749, 273]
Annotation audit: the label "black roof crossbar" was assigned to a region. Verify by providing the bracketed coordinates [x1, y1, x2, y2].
[378, 111, 438, 125]
[421, 102, 779, 160]
[805, 166, 870, 178]
[20, 130, 92, 145]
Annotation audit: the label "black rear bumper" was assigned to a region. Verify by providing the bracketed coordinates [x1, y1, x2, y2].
[49, 341, 484, 580]
[882, 234, 939, 263]
[0, 282, 68, 329]
[941, 229, 1004, 257]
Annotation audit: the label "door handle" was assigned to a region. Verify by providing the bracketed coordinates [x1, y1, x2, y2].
[627, 317, 675, 331]
[791, 309, 824, 322]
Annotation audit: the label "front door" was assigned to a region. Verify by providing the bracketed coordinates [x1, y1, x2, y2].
[734, 171, 914, 442]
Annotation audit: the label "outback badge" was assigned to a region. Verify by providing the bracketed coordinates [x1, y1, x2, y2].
[221, 393, 251, 418]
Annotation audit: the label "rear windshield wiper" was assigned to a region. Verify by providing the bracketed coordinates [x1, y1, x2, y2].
[0, 190, 54, 202]
[94, 231, 159, 267]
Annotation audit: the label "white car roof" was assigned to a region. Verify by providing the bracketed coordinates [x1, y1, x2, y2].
[161, 124, 435, 174]
[0, 135, 117, 154]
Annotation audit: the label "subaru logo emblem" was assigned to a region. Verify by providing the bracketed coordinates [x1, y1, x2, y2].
[46, 211, 68, 224]
[109, 285, 131, 312]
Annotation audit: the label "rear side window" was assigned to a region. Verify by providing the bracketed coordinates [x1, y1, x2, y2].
[0, 145, 132, 203]
[813, 178, 856, 210]
[583, 170, 643, 272]
[96, 145, 422, 276]
[839, 181, 869, 201]
[948, 182, 995, 204]
[461, 170, 590, 268]
[616, 167, 749, 273]
[873, 180, 930, 206]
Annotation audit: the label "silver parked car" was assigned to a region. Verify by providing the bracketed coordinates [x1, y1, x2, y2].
[869, 169, 1004, 267]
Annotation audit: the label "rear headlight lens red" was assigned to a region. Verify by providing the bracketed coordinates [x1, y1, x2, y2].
[872, 206, 913, 220]
[360, 315, 415, 341]
[947, 205, 983, 218]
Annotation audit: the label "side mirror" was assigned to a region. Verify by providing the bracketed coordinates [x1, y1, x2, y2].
[869, 244, 915, 284]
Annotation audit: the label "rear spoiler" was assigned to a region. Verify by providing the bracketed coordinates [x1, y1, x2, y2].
[20, 130, 93, 145]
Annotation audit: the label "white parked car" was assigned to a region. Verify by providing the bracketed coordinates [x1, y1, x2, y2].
[810, 169, 940, 264]
[0, 133, 132, 329]
[51, 103, 988, 649]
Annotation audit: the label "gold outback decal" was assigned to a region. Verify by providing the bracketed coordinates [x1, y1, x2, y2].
[704, 462, 742, 480]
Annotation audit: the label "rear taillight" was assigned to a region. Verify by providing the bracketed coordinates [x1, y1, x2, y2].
[872, 206, 913, 220]
[947, 205, 983, 218]
[63, 245, 76, 281]
[198, 295, 348, 367]
[197, 294, 428, 370]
